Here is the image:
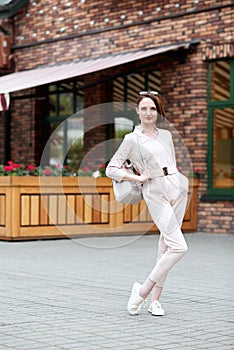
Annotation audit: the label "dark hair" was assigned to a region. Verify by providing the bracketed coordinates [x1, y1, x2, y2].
[137, 92, 165, 123]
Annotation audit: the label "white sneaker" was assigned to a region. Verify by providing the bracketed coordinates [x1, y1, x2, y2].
[127, 282, 145, 315]
[148, 300, 165, 316]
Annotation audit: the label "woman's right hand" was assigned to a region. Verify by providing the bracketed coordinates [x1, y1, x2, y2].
[123, 170, 153, 183]
[138, 171, 153, 183]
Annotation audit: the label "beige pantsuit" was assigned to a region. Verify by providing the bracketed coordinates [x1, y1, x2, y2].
[106, 125, 188, 288]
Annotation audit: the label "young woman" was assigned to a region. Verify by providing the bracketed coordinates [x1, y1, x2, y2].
[106, 91, 189, 316]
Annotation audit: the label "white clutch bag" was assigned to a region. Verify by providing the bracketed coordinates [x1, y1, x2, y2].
[112, 178, 143, 204]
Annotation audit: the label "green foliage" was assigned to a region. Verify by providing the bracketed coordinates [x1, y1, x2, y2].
[66, 139, 84, 174]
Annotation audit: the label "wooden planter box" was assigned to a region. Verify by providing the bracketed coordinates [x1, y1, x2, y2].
[0, 176, 199, 241]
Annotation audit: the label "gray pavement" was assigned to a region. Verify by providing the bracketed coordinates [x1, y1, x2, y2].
[0, 232, 233, 350]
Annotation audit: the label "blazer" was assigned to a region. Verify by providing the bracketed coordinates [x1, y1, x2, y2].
[106, 125, 178, 182]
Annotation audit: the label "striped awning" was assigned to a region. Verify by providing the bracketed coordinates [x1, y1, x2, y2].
[0, 41, 198, 94]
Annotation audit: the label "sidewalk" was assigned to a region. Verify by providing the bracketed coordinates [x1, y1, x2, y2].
[0, 232, 233, 350]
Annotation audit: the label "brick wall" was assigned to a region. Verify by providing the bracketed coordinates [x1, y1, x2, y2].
[6, 0, 232, 70]
[9, 89, 36, 163]
[158, 48, 234, 234]
[83, 76, 113, 169]
[0, 0, 233, 233]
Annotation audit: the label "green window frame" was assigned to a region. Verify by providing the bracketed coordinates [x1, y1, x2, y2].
[204, 59, 234, 201]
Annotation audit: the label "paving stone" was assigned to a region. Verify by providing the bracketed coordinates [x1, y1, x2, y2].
[0, 233, 233, 350]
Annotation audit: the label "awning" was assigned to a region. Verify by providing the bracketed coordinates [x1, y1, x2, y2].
[0, 41, 197, 94]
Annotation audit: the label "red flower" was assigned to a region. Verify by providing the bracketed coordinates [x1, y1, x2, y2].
[44, 169, 51, 175]
[4, 165, 14, 171]
[12, 163, 20, 168]
[83, 166, 89, 172]
[6, 161, 20, 170]
[28, 164, 36, 171]
[99, 163, 106, 169]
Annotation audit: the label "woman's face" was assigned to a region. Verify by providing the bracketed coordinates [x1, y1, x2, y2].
[136, 97, 158, 127]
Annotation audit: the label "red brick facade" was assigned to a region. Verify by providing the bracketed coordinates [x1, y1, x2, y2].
[0, 0, 233, 233]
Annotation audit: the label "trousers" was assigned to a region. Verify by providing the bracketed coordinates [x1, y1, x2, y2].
[143, 172, 189, 288]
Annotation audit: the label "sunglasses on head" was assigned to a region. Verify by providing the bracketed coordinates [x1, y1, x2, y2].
[139, 90, 159, 96]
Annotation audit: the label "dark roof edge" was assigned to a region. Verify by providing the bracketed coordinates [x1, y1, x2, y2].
[0, 0, 29, 19]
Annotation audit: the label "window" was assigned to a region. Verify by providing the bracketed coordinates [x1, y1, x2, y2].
[206, 59, 234, 200]
[113, 71, 161, 137]
[101, 70, 161, 161]
[43, 71, 161, 172]
[44, 81, 84, 170]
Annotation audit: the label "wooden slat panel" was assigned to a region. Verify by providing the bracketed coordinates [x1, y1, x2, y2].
[49, 195, 58, 225]
[146, 206, 152, 221]
[123, 205, 131, 223]
[75, 195, 84, 224]
[92, 194, 101, 223]
[184, 205, 191, 221]
[101, 194, 109, 223]
[57, 195, 67, 224]
[21, 195, 30, 226]
[0, 195, 5, 226]
[66, 195, 75, 224]
[123, 201, 150, 224]
[184, 193, 192, 221]
[84, 194, 92, 223]
[40, 195, 49, 225]
[30, 195, 39, 226]
[132, 203, 140, 222]
[138, 201, 148, 222]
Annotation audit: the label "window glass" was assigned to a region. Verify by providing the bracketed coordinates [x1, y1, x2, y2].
[212, 108, 234, 188]
[210, 61, 230, 100]
[127, 73, 145, 104]
[148, 71, 161, 92]
[46, 115, 84, 171]
[76, 93, 84, 111]
[46, 82, 84, 170]
[113, 77, 124, 102]
[115, 117, 134, 140]
[59, 93, 73, 116]
[48, 85, 57, 117]
[66, 115, 84, 173]
[48, 121, 65, 166]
